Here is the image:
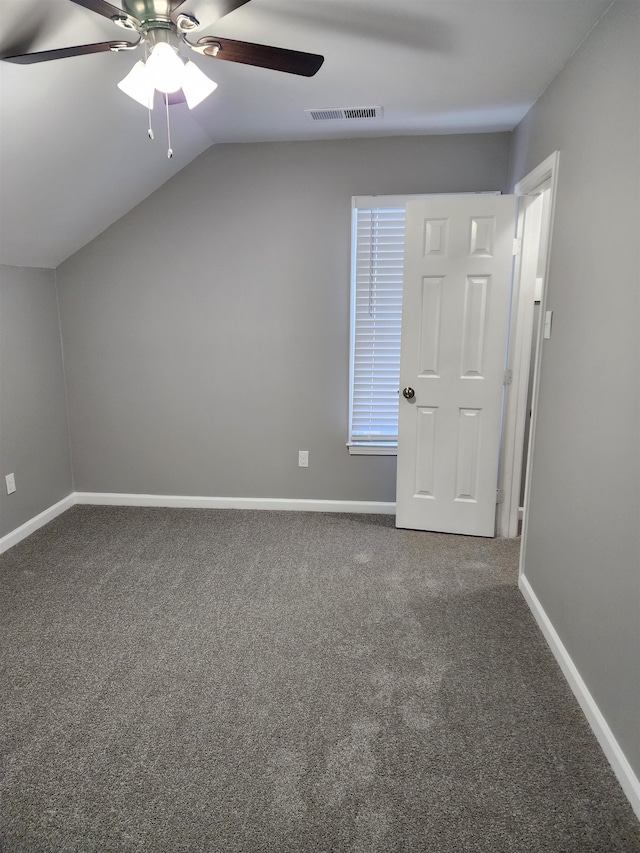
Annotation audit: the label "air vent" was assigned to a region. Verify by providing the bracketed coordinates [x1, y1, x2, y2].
[305, 106, 384, 121]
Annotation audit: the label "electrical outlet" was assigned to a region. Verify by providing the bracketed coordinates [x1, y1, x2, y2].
[5, 473, 16, 495]
[298, 450, 309, 468]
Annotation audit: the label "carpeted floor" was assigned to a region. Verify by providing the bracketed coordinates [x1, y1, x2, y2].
[1, 505, 638, 852]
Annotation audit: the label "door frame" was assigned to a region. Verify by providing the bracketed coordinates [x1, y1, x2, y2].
[496, 151, 560, 539]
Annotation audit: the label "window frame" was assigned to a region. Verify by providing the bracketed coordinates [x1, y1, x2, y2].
[348, 195, 418, 456]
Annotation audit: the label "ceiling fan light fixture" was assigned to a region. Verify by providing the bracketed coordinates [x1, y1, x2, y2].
[117, 60, 154, 109]
[181, 61, 218, 109]
[145, 42, 184, 94]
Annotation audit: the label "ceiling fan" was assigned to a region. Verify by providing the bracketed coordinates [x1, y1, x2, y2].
[1, 0, 324, 154]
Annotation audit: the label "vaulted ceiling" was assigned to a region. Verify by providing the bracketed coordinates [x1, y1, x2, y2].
[0, 0, 612, 268]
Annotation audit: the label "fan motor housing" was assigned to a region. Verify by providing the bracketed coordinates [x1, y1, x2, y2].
[122, 1, 176, 25]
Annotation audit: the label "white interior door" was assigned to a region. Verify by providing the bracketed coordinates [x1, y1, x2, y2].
[396, 195, 517, 536]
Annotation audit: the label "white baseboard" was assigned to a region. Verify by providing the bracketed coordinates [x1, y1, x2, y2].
[0, 492, 396, 557]
[73, 492, 396, 515]
[519, 574, 640, 821]
[0, 494, 75, 556]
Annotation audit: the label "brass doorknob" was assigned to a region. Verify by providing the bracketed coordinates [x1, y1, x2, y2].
[402, 387, 415, 400]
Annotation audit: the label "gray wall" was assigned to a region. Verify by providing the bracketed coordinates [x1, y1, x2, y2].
[0, 265, 73, 537]
[56, 133, 510, 501]
[510, 0, 640, 777]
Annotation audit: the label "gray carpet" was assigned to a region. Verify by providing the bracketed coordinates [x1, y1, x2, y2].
[1, 505, 638, 853]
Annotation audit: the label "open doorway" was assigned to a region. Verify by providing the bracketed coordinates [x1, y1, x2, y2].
[498, 152, 559, 539]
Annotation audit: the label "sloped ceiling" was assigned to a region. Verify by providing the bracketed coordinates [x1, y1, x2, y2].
[0, 0, 612, 268]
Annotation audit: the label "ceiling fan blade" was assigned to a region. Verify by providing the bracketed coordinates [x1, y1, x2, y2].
[1, 41, 138, 64]
[69, 0, 140, 27]
[194, 36, 324, 77]
[0, 7, 56, 59]
[170, 0, 251, 26]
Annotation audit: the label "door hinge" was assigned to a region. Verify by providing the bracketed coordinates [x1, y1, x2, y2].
[503, 369, 513, 386]
[496, 488, 505, 504]
[512, 237, 522, 256]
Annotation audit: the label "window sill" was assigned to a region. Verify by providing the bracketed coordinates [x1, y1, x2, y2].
[347, 443, 397, 456]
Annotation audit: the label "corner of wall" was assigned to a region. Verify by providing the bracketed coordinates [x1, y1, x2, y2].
[53, 266, 75, 493]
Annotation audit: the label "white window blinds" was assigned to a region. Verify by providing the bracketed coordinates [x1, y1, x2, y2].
[349, 202, 406, 448]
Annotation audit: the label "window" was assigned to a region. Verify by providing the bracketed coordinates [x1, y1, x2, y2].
[348, 196, 406, 455]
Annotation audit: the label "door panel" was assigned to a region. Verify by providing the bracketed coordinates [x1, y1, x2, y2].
[396, 195, 517, 536]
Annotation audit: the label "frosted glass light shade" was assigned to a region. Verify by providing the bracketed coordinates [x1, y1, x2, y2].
[181, 61, 218, 109]
[118, 49, 218, 110]
[117, 60, 154, 109]
[146, 42, 184, 94]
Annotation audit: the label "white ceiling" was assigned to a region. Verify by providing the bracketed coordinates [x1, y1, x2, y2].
[0, 0, 612, 268]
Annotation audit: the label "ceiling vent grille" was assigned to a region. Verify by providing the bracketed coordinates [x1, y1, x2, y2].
[305, 106, 384, 121]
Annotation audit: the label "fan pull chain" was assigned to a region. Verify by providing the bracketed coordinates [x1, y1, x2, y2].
[165, 95, 173, 159]
[144, 43, 154, 141]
